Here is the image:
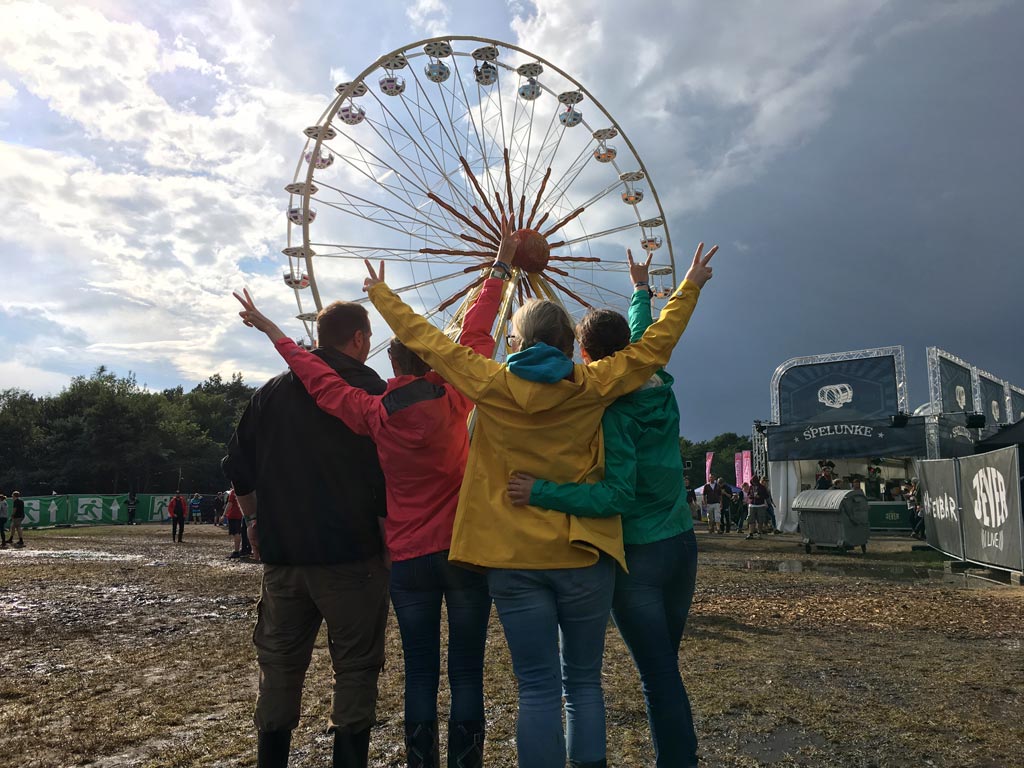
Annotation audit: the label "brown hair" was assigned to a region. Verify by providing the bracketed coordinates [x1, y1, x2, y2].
[317, 301, 369, 349]
[576, 309, 630, 362]
[511, 300, 575, 356]
[388, 339, 430, 376]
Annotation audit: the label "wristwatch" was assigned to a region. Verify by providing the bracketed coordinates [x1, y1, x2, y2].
[489, 260, 512, 280]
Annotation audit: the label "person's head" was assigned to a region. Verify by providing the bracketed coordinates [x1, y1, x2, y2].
[317, 301, 372, 362]
[0, 494, 5, 501]
[575, 309, 630, 364]
[509, 300, 575, 358]
[12, 491, 19, 498]
[742, 483, 749, 492]
[388, 338, 431, 377]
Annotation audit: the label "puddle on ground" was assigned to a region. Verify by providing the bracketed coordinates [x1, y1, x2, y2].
[738, 559, 1009, 588]
[0, 549, 145, 562]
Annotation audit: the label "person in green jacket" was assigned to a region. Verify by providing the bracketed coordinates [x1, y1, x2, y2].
[507, 250, 699, 768]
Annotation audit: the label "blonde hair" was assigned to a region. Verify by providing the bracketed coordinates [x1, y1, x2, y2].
[511, 299, 575, 356]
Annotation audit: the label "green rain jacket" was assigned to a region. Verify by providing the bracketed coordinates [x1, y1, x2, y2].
[529, 289, 693, 546]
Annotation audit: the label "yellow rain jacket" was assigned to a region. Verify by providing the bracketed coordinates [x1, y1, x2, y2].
[368, 279, 702, 570]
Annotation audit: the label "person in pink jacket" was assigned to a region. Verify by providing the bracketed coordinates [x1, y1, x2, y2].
[235, 217, 519, 768]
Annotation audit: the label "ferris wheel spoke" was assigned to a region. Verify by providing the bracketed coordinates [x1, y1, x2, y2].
[308, 244, 484, 266]
[401, 74, 479, 212]
[449, 54, 498, 199]
[351, 268, 481, 308]
[556, 270, 632, 303]
[550, 221, 639, 249]
[519, 103, 561, 210]
[321, 140, 458, 234]
[427, 192, 500, 246]
[540, 274, 596, 310]
[537, 142, 597, 219]
[365, 89, 477, 216]
[310, 196, 453, 251]
[312, 184, 466, 248]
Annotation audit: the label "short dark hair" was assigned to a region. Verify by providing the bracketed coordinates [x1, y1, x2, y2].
[576, 309, 630, 362]
[317, 301, 369, 349]
[388, 339, 430, 376]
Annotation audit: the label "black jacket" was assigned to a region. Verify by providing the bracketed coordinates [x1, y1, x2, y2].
[223, 348, 387, 565]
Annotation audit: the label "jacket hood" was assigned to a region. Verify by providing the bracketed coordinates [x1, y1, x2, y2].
[507, 342, 574, 383]
[380, 374, 450, 448]
[613, 372, 674, 428]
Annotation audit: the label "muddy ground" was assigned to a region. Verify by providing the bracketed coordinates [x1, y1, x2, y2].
[1, 524, 1021, 768]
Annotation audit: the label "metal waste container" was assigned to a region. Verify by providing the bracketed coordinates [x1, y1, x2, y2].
[792, 489, 871, 554]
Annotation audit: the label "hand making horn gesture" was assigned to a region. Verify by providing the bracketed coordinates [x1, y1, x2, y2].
[682, 242, 718, 289]
[626, 247, 654, 289]
[233, 288, 287, 343]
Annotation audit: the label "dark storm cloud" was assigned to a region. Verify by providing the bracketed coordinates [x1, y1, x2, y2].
[666, 3, 1024, 439]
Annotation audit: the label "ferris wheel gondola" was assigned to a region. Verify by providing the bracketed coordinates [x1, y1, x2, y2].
[283, 36, 677, 364]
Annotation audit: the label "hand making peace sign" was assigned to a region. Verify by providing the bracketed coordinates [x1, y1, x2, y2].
[682, 242, 718, 289]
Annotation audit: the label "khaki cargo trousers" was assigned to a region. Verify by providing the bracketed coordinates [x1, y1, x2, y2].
[253, 557, 389, 734]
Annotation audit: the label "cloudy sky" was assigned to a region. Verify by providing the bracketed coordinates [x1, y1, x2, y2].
[1, 0, 1021, 439]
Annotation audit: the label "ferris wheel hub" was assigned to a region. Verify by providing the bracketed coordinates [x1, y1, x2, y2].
[513, 229, 551, 274]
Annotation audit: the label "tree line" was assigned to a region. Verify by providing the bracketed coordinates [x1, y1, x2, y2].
[680, 432, 754, 489]
[0, 367, 256, 495]
[0, 365, 751, 495]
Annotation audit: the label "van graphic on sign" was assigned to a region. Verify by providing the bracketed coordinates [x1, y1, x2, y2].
[817, 383, 853, 409]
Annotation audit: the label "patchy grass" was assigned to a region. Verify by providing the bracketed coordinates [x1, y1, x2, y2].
[1, 526, 1021, 767]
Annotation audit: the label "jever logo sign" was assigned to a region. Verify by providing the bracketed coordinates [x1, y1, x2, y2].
[971, 467, 1008, 551]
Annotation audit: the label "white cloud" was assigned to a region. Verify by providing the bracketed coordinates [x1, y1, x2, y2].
[406, 0, 450, 38]
[0, 79, 16, 109]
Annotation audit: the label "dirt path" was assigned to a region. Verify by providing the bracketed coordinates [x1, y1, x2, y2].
[1, 525, 1021, 767]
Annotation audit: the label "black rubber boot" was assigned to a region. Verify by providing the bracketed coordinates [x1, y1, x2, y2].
[257, 729, 291, 768]
[333, 726, 371, 768]
[567, 761, 607, 768]
[405, 720, 440, 768]
[447, 720, 485, 768]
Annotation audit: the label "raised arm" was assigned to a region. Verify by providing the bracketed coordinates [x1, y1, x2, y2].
[626, 248, 655, 341]
[459, 276, 503, 358]
[362, 214, 522, 402]
[509, 411, 639, 518]
[274, 339, 379, 437]
[585, 242, 717, 403]
[233, 289, 379, 437]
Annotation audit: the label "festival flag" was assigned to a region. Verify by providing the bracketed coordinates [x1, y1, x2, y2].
[735, 453, 743, 487]
[742, 450, 753, 484]
[706, 452, 714, 484]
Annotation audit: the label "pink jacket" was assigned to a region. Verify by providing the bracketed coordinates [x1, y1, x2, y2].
[274, 278, 502, 561]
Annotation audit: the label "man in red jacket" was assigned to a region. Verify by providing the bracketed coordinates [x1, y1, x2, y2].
[168, 493, 186, 543]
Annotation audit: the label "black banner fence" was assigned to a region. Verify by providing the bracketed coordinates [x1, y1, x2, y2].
[913, 446, 1023, 573]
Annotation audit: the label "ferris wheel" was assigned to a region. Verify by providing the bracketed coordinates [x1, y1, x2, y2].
[283, 36, 677, 362]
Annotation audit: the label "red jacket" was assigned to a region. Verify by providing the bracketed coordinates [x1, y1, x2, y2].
[224, 489, 243, 520]
[168, 495, 187, 518]
[274, 278, 502, 561]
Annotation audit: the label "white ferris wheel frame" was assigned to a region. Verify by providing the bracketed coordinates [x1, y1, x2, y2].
[284, 35, 677, 350]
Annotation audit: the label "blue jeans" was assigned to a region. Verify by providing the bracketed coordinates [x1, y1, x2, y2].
[612, 530, 699, 768]
[389, 550, 491, 723]
[488, 557, 615, 768]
